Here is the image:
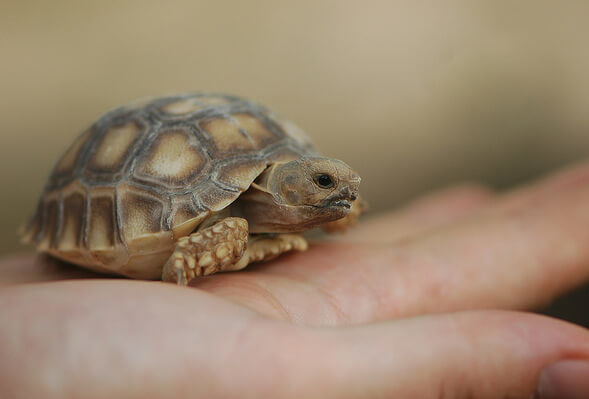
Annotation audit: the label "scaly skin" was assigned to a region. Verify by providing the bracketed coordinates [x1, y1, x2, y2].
[162, 218, 249, 284]
[162, 218, 308, 285]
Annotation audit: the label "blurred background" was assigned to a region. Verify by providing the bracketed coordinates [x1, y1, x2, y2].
[1, 2, 588, 322]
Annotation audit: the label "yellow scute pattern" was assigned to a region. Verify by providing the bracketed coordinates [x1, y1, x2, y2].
[89, 122, 140, 170]
[138, 130, 205, 180]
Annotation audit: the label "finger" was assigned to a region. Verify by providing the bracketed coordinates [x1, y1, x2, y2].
[537, 360, 589, 399]
[308, 311, 589, 398]
[494, 159, 589, 212]
[391, 161, 589, 316]
[361, 161, 589, 320]
[0, 254, 105, 286]
[344, 183, 494, 242]
[351, 159, 589, 245]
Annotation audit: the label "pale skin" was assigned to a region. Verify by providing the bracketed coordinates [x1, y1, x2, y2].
[3, 161, 589, 398]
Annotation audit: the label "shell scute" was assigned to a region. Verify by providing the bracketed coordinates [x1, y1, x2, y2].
[88, 195, 117, 250]
[159, 95, 231, 117]
[38, 198, 60, 251]
[198, 112, 281, 158]
[194, 179, 241, 213]
[50, 127, 95, 186]
[116, 184, 166, 243]
[169, 194, 208, 238]
[58, 192, 86, 250]
[215, 158, 268, 191]
[86, 121, 144, 174]
[132, 127, 210, 189]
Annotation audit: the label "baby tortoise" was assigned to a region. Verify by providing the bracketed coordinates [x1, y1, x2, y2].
[22, 93, 364, 285]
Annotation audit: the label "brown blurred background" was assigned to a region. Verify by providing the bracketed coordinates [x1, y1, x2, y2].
[1, 2, 588, 320]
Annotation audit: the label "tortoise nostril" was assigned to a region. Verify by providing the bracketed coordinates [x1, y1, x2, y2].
[340, 186, 358, 201]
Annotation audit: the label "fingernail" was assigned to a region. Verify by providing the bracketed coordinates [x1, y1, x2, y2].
[535, 360, 589, 399]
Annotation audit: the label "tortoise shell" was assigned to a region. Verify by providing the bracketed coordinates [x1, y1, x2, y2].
[23, 93, 317, 278]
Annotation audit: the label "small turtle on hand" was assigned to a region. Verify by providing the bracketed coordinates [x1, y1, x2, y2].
[22, 93, 364, 285]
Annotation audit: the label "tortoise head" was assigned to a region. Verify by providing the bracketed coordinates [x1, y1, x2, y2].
[238, 157, 361, 233]
[270, 157, 361, 211]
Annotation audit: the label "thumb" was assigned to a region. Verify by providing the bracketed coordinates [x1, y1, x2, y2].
[305, 311, 589, 398]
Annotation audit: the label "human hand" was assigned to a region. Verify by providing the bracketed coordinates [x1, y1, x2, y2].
[2, 161, 589, 398]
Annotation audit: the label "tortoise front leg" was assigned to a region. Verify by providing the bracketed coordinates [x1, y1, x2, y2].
[162, 217, 249, 285]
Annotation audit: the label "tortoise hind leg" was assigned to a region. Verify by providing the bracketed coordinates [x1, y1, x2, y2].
[162, 217, 249, 285]
[234, 234, 308, 270]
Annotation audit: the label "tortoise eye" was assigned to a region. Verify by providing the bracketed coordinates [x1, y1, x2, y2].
[314, 174, 334, 189]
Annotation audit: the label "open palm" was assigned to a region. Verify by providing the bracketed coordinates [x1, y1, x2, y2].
[2, 162, 589, 398]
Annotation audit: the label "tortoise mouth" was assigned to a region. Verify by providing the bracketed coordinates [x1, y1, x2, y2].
[328, 199, 352, 209]
[318, 193, 355, 209]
